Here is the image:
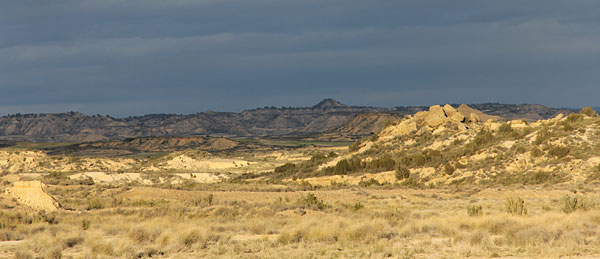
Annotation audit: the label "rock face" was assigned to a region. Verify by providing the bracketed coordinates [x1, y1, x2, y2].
[457, 104, 501, 122]
[380, 104, 470, 140]
[444, 104, 466, 123]
[5, 181, 62, 211]
[414, 104, 465, 129]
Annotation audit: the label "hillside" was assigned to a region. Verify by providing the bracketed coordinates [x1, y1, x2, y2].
[274, 105, 600, 186]
[335, 113, 403, 136]
[0, 100, 573, 142]
[467, 103, 574, 121]
[42, 136, 276, 157]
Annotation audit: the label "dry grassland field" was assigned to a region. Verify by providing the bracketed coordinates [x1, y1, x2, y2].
[2, 106, 600, 258]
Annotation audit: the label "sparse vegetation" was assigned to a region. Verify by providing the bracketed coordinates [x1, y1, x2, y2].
[395, 166, 410, 180]
[547, 145, 570, 159]
[561, 194, 596, 213]
[297, 193, 327, 210]
[580, 106, 598, 117]
[4, 103, 600, 258]
[467, 205, 483, 216]
[505, 196, 527, 215]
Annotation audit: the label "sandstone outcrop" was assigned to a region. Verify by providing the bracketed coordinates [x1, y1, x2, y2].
[414, 104, 466, 130]
[457, 104, 501, 122]
[5, 181, 62, 211]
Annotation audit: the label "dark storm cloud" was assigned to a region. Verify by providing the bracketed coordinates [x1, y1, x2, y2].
[1, 0, 600, 116]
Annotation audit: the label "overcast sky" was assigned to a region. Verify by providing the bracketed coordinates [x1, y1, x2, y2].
[2, 0, 600, 117]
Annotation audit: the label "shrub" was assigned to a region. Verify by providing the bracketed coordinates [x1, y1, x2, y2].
[472, 130, 494, 148]
[366, 155, 396, 171]
[358, 178, 382, 187]
[547, 145, 570, 159]
[298, 193, 327, 211]
[206, 193, 214, 206]
[310, 153, 327, 162]
[444, 163, 455, 175]
[85, 198, 104, 210]
[533, 128, 551, 145]
[562, 195, 578, 214]
[62, 235, 84, 248]
[530, 147, 544, 157]
[81, 219, 91, 230]
[333, 159, 351, 175]
[274, 163, 296, 173]
[180, 230, 202, 247]
[45, 247, 62, 259]
[580, 106, 598, 117]
[370, 134, 379, 142]
[15, 251, 33, 259]
[352, 202, 364, 211]
[384, 119, 396, 128]
[328, 158, 364, 175]
[565, 113, 584, 123]
[467, 205, 483, 216]
[129, 227, 152, 244]
[505, 196, 527, 215]
[520, 171, 565, 185]
[349, 141, 361, 152]
[497, 123, 513, 134]
[587, 164, 600, 182]
[395, 166, 410, 180]
[561, 195, 596, 213]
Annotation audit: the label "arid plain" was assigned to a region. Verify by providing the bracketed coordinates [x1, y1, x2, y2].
[2, 104, 600, 258]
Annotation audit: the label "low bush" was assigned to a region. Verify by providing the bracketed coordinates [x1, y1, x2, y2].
[547, 145, 570, 159]
[586, 164, 600, 182]
[348, 141, 361, 152]
[274, 163, 296, 174]
[395, 166, 410, 180]
[580, 106, 598, 117]
[533, 128, 551, 145]
[505, 196, 527, 215]
[530, 147, 544, 157]
[467, 205, 482, 216]
[298, 193, 327, 211]
[444, 163, 455, 175]
[561, 195, 596, 213]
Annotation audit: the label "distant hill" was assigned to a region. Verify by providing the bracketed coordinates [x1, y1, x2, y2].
[336, 113, 403, 136]
[0, 140, 15, 148]
[43, 136, 276, 156]
[466, 103, 574, 121]
[0, 100, 574, 142]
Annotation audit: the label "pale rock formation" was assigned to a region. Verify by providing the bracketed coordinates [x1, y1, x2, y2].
[5, 181, 61, 211]
[469, 113, 481, 123]
[415, 105, 448, 128]
[443, 104, 465, 123]
[456, 104, 502, 122]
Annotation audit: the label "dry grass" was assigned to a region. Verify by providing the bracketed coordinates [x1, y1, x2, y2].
[2, 182, 600, 258]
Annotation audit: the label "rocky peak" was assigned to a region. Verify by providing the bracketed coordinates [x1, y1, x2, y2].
[312, 99, 347, 109]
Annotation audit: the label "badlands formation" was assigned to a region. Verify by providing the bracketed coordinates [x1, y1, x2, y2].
[1, 104, 600, 259]
[293, 104, 600, 187]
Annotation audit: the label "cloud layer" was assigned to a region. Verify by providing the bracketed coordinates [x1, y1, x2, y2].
[2, 0, 600, 116]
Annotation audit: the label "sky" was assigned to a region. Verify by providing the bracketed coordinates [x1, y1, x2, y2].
[2, 0, 600, 117]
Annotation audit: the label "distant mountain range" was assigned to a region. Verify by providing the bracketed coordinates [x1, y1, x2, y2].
[0, 99, 576, 142]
